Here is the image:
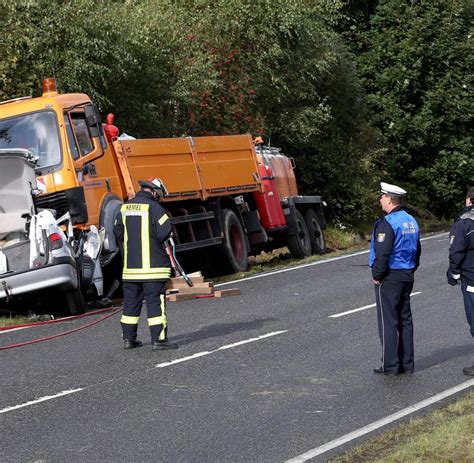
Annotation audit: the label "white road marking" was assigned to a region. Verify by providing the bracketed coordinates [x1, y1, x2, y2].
[0, 326, 29, 335]
[156, 330, 288, 368]
[286, 379, 474, 463]
[0, 388, 83, 415]
[0, 332, 287, 413]
[216, 233, 448, 287]
[329, 292, 422, 318]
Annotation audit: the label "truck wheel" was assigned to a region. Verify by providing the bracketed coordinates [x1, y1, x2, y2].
[220, 208, 249, 274]
[64, 288, 86, 316]
[287, 210, 312, 258]
[305, 208, 326, 254]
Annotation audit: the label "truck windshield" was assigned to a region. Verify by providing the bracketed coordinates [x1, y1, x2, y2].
[0, 111, 62, 170]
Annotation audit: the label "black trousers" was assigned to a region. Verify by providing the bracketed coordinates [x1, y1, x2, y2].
[461, 281, 474, 338]
[121, 281, 168, 342]
[375, 280, 414, 373]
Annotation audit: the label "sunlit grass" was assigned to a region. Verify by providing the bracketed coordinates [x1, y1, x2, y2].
[0, 315, 31, 328]
[330, 391, 474, 463]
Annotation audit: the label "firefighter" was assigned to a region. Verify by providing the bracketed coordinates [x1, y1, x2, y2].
[447, 186, 474, 376]
[114, 178, 178, 350]
[369, 182, 421, 375]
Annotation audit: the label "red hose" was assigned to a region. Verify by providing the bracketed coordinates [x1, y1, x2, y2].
[0, 306, 121, 332]
[0, 308, 122, 351]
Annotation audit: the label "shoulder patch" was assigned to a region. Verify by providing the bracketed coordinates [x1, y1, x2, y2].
[450, 235, 455, 245]
[377, 233, 386, 243]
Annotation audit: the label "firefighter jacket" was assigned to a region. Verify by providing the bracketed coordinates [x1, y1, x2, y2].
[369, 207, 421, 282]
[114, 190, 172, 282]
[448, 205, 474, 285]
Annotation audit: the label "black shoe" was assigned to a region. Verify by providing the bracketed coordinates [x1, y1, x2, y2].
[373, 366, 399, 376]
[462, 365, 474, 376]
[400, 368, 414, 375]
[152, 340, 179, 350]
[124, 340, 143, 349]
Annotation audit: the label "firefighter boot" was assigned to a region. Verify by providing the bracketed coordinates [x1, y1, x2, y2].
[124, 340, 143, 349]
[152, 340, 179, 350]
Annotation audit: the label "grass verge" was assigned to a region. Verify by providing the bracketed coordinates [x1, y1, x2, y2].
[329, 391, 474, 463]
[0, 315, 32, 328]
[215, 225, 369, 284]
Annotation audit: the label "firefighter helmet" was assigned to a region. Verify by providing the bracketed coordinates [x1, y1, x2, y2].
[138, 177, 168, 196]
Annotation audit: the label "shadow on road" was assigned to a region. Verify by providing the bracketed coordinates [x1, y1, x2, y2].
[416, 343, 473, 372]
[172, 318, 278, 346]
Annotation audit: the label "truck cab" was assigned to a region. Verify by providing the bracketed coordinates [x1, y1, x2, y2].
[0, 78, 125, 229]
[1, 79, 127, 306]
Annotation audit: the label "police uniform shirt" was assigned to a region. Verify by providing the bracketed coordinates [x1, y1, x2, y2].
[115, 190, 172, 281]
[370, 206, 421, 282]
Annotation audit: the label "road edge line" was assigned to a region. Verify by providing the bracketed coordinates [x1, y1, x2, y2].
[285, 378, 474, 462]
[217, 233, 448, 287]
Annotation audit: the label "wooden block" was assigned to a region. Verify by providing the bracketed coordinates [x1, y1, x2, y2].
[172, 286, 214, 295]
[214, 288, 241, 298]
[166, 294, 196, 302]
[167, 276, 206, 287]
[169, 271, 202, 281]
[167, 279, 210, 289]
[186, 271, 203, 278]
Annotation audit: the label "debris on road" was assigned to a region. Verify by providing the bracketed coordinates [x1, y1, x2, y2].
[166, 272, 240, 301]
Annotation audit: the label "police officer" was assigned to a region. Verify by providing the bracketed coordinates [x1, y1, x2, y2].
[114, 178, 178, 350]
[447, 186, 474, 376]
[369, 182, 421, 375]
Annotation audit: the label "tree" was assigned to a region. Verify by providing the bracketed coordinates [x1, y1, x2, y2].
[2, 0, 377, 224]
[348, 0, 474, 216]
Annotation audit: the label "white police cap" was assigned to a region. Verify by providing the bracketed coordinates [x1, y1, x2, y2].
[380, 182, 407, 197]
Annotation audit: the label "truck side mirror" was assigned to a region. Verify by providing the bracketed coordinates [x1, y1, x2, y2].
[84, 104, 108, 150]
[85, 104, 100, 137]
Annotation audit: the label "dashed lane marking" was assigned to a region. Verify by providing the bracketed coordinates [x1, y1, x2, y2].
[286, 379, 474, 462]
[156, 330, 288, 368]
[0, 388, 83, 415]
[329, 292, 422, 318]
[0, 331, 288, 413]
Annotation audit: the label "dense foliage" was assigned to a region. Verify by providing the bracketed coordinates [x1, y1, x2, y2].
[1, 0, 472, 222]
[342, 0, 474, 217]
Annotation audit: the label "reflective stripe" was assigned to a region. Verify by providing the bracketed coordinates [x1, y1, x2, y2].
[123, 271, 171, 281]
[159, 294, 167, 341]
[123, 267, 170, 274]
[121, 315, 140, 324]
[123, 219, 128, 269]
[158, 214, 169, 225]
[122, 210, 147, 217]
[148, 316, 165, 326]
[142, 213, 150, 270]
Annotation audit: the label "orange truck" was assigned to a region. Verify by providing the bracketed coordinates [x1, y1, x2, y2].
[0, 78, 326, 313]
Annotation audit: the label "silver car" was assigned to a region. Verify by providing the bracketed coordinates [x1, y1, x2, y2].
[0, 149, 84, 314]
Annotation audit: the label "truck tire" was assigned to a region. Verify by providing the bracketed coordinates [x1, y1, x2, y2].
[286, 209, 312, 259]
[219, 208, 249, 274]
[305, 208, 326, 254]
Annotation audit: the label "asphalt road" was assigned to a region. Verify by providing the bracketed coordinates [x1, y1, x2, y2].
[1, 233, 473, 463]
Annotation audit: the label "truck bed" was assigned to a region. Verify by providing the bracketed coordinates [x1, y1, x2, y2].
[113, 134, 263, 202]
